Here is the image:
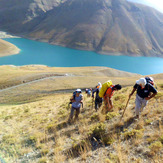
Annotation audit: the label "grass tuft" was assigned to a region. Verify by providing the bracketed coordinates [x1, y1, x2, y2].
[106, 112, 119, 120]
[123, 129, 144, 140]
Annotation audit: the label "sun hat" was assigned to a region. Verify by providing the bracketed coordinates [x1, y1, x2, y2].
[97, 82, 102, 90]
[136, 78, 146, 87]
[98, 82, 102, 86]
[76, 89, 82, 93]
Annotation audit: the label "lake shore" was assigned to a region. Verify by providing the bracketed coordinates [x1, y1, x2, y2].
[0, 39, 20, 57]
[2, 38, 163, 75]
[0, 31, 20, 57]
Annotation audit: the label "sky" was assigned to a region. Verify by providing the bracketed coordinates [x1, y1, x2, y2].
[127, 0, 163, 13]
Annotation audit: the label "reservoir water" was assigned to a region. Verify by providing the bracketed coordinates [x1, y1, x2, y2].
[1, 38, 163, 75]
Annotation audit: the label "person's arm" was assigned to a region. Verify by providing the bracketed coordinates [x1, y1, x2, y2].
[145, 92, 157, 100]
[80, 99, 83, 104]
[145, 85, 158, 100]
[70, 96, 75, 102]
[129, 85, 137, 98]
[108, 98, 113, 110]
[80, 95, 83, 104]
[92, 88, 97, 98]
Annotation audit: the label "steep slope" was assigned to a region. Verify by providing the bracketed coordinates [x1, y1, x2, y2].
[0, 0, 65, 32]
[0, 0, 163, 56]
[0, 81, 162, 162]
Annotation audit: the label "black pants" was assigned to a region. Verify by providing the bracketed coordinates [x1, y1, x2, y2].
[95, 97, 102, 110]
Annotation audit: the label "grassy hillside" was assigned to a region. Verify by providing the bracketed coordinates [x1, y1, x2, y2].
[0, 66, 162, 162]
[0, 65, 140, 89]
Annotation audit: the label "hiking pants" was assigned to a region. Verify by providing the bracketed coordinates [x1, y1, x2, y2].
[95, 98, 102, 110]
[69, 107, 80, 120]
[135, 94, 148, 116]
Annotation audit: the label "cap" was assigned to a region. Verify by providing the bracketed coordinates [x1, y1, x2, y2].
[98, 82, 101, 86]
[76, 89, 82, 93]
[136, 78, 146, 87]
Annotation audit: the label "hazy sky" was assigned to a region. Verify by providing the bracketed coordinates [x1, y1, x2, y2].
[127, 0, 163, 13]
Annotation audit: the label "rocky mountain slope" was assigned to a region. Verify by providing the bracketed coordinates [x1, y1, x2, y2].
[0, 0, 163, 57]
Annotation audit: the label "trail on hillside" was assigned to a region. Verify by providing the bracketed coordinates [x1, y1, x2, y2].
[0, 74, 67, 93]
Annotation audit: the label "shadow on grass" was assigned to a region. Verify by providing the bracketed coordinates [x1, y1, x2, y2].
[57, 121, 69, 130]
[114, 116, 135, 132]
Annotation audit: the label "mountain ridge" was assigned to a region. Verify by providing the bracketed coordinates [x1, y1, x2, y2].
[0, 0, 163, 57]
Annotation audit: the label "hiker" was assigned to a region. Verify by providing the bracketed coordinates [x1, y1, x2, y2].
[99, 80, 122, 112]
[68, 89, 83, 123]
[103, 84, 122, 112]
[129, 78, 157, 119]
[92, 82, 102, 111]
[86, 88, 92, 97]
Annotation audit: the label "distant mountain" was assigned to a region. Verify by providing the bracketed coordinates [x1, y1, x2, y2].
[128, 0, 163, 14]
[0, 0, 163, 57]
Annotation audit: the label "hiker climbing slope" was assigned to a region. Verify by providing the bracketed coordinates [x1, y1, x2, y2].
[99, 80, 122, 112]
[68, 89, 83, 123]
[86, 88, 92, 97]
[92, 82, 102, 111]
[129, 78, 157, 119]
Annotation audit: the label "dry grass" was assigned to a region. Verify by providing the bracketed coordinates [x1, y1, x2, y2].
[0, 66, 162, 162]
[0, 65, 141, 90]
[0, 39, 20, 57]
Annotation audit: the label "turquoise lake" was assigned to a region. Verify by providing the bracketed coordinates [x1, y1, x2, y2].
[1, 38, 163, 75]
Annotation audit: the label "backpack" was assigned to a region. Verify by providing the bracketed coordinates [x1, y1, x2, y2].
[99, 80, 112, 98]
[69, 91, 76, 104]
[145, 77, 157, 89]
[145, 77, 153, 85]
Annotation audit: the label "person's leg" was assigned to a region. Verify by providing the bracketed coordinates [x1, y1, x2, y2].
[95, 100, 98, 111]
[135, 94, 142, 118]
[98, 102, 102, 109]
[95, 98, 100, 111]
[68, 107, 75, 122]
[98, 98, 102, 109]
[104, 99, 111, 113]
[141, 99, 148, 112]
[103, 99, 108, 113]
[74, 107, 80, 120]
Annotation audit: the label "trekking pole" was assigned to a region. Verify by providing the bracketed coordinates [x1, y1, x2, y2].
[120, 96, 130, 122]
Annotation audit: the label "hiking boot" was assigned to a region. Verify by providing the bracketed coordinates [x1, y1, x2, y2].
[68, 118, 72, 124]
[74, 116, 79, 122]
[133, 115, 139, 122]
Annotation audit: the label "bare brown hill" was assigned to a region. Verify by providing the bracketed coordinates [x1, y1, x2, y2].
[0, 39, 20, 57]
[0, 0, 163, 57]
